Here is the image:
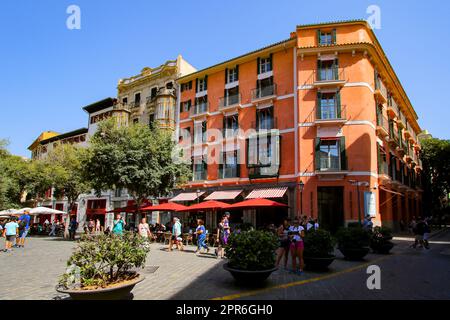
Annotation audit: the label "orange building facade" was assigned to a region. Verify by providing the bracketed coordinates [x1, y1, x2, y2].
[175, 20, 423, 231]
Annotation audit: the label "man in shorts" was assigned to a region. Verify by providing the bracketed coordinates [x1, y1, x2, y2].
[17, 210, 31, 248]
[3, 218, 19, 252]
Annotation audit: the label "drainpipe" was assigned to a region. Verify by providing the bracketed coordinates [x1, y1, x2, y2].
[293, 46, 299, 219]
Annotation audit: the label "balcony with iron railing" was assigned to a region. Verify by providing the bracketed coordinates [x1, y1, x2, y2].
[314, 103, 347, 126]
[218, 93, 242, 112]
[146, 95, 157, 106]
[190, 101, 210, 118]
[251, 84, 277, 103]
[312, 67, 346, 88]
[376, 114, 390, 138]
[374, 77, 388, 104]
[251, 117, 278, 132]
[387, 97, 399, 119]
[131, 100, 142, 108]
[396, 112, 406, 129]
[316, 156, 347, 173]
[387, 128, 399, 148]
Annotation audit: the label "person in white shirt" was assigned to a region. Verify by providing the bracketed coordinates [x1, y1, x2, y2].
[138, 218, 151, 239]
[288, 218, 305, 275]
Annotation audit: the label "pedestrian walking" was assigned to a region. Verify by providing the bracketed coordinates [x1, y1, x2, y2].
[288, 218, 305, 275]
[17, 210, 31, 248]
[314, 218, 319, 230]
[423, 218, 431, 249]
[275, 218, 291, 270]
[412, 217, 425, 249]
[95, 219, 101, 234]
[88, 218, 95, 234]
[215, 215, 227, 259]
[48, 220, 57, 236]
[169, 217, 183, 251]
[68, 218, 78, 240]
[3, 218, 19, 252]
[138, 217, 152, 239]
[409, 217, 416, 235]
[223, 212, 231, 245]
[112, 214, 126, 236]
[195, 219, 209, 254]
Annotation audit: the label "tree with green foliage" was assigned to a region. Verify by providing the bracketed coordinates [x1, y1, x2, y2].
[39, 144, 91, 237]
[420, 138, 450, 217]
[82, 119, 190, 213]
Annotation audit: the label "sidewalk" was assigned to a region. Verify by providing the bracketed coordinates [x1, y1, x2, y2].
[393, 226, 449, 242]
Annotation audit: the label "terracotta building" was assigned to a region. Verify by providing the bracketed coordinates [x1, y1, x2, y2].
[175, 20, 423, 231]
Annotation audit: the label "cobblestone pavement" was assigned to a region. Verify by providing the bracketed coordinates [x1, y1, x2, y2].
[0, 229, 449, 300]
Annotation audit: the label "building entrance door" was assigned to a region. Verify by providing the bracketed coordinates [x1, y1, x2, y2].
[318, 186, 344, 233]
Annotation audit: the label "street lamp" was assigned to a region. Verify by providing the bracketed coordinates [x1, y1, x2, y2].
[196, 189, 201, 204]
[298, 180, 305, 218]
[348, 180, 369, 224]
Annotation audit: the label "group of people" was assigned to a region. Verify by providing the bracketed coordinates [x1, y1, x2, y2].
[274, 216, 319, 275]
[0, 210, 31, 252]
[409, 216, 432, 249]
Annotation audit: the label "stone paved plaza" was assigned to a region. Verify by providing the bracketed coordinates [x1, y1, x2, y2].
[0, 229, 449, 300]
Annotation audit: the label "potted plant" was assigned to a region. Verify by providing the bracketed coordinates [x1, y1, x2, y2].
[224, 229, 278, 285]
[336, 224, 370, 260]
[303, 229, 336, 271]
[56, 232, 150, 300]
[370, 226, 394, 254]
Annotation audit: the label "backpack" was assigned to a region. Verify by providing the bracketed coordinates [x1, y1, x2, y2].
[18, 216, 28, 230]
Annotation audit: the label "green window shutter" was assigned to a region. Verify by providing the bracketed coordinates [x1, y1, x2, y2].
[204, 75, 208, 91]
[317, 29, 321, 45]
[257, 57, 261, 74]
[332, 29, 337, 44]
[336, 91, 342, 118]
[316, 91, 322, 119]
[256, 109, 260, 130]
[225, 68, 228, 84]
[315, 137, 321, 170]
[339, 136, 347, 170]
[236, 151, 241, 178]
[236, 65, 239, 80]
[195, 78, 198, 93]
[333, 58, 339, 80]
[317, 59, 322, 81]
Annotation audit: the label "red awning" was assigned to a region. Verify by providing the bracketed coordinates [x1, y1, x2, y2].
[141, 202, 188, 212]
[169, 192, 205, 202]
[245, 187, 288, 199]
[179, 200, 231, 212]
[204, 190, 243, 201]
[228, 198, 288, 210]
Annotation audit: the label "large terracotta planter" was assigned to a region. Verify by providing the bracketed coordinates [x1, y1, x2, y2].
[223, 263, 277, 285]
[56, 274, 144, 300]
[304, 255, 336, 271]
[338, 247, 370, 261]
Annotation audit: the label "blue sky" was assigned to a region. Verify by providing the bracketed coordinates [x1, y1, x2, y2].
[0, 0, 449, 157]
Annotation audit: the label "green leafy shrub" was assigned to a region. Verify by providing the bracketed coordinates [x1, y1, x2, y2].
[370, 226, 393, 248]
[304, 229, 335, 258]
[336, 225, 370, 249]
[59, 232, 150, 289]
[225, 230, 278, 271]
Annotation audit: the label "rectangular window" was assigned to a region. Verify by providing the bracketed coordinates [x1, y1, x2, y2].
[317, 91, 340, 119]
[223, 114, 238, 138]
[194, 121, 207, 144]
[197, 77, 207, 92]
[315, 137, 347, 171]
[220, 151, 239, 179]
[181, 81, 192, 92]
[318, 59, 338, 81]
[227, 66, 239, 83]
[246, 133, 281, 177]
[256, 106, 274, 131]
[193, 156, 207, 181]
[318, 29, 336, 45]
[122, 97, 128, 105]
[194, 96, 208, 114]
[182, 100, 192, 112]
[224, 86, 240, 106]
[150, 88, 158, 99]
[258, 56, 272, 74]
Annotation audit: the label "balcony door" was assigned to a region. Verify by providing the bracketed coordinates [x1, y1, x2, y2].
[318, 58, 338, 81]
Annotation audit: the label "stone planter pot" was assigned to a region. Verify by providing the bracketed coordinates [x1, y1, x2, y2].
[56, 274, 144, 300]
[338, 247, 370, 261]
[371, 241, 394, 254]
[304, 255, 336, 271]
[223, 263, 277, 285]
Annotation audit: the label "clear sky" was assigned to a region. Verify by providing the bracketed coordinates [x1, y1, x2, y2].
[1, 0, 449, 157]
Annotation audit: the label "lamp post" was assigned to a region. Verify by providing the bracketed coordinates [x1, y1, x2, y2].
[298, 180, 305, 218]
[196, 189, 201, 204]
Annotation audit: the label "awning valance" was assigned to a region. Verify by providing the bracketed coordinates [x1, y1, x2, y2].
[169, 192, 205, 202]
[204, 190, 243, 201]
[246, 187, 288, 199]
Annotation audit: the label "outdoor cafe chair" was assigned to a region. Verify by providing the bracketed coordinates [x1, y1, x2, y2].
[163, 232, 172, 245]
[182, 233, 193, 246]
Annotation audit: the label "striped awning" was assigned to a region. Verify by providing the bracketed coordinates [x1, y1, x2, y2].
[169, 192, 205, 202]
[245, 187, 288, 199]
[204, 190, 243, 201]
